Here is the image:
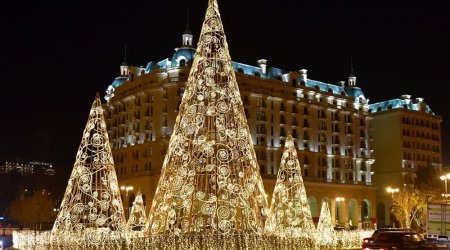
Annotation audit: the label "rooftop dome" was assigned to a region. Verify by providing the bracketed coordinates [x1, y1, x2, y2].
[171, 47, 196, 68]
[345, 86, 367, 103]
[111, 76, 128, 88]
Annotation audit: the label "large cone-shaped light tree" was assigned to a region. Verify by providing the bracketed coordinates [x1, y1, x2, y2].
[51, 94, 126, 244]
[146, 0, 268, 235]
[316, 201, 335, 247]
[267, 135, 315, 237]
[127, 193, 147, 234]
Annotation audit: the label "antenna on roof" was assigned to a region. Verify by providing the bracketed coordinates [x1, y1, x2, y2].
[350, 56, 354, 76]
[186, 9, 190, 29]
[123, 44, 127, 64]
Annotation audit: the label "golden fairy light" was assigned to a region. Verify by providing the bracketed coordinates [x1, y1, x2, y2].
[315, 201, 336, 247]
[266, 135, 315, 241]
[51, 94, 126, 245]
[145, 0, 269, 236]
[127, 193, 147, 235]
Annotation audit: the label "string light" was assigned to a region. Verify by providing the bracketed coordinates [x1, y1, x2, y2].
[145, 0, 268, 236]
[315, 201, 336, 248]
[266, 135, 315, 246]
[127, 193, 147, 236]
[13, 229, 373, 249]
[50, 94, 127, 246]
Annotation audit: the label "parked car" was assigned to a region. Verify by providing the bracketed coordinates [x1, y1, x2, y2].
[362, 230, 448, 249]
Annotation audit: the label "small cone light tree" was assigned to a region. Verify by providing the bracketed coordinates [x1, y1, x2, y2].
[51, 94, 126, 244]
[316, 201, 335, 247]
[267, 135, 315, 237]
[146, 0, 268, 235]
[127, 193, 147, 234]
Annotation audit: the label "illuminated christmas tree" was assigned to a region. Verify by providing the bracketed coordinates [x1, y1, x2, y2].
[51, 94, 126, 244]
[315, 201, 335, 247]
[127, 193, 147, 234]
[146, 0, 268, 235]
[267, 135, 315, 237]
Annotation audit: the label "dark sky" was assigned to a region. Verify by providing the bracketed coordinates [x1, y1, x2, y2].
[1, 0, 450, 173]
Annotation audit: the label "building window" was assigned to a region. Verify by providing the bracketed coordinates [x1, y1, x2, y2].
[178, 87, 185, 96]
[292, 79, 297, 87]
[280, 127, 286, 137]
[180, 59, 186, 67]
[243, 96, 249, 105]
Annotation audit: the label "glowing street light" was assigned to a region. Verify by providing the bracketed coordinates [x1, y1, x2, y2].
[386, 187, 399, 227]
[120, 185, 134, 196]
[440, 174, 450, 203]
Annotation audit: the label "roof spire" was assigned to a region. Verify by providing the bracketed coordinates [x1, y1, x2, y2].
[182, 10, 193, 46]
[186, 9, 190, 30]
[121, 44, 128, 66]
[349, 56, 355, 77]
[348, 56, 357, 86]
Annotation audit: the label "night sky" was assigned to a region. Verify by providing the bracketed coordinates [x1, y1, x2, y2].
[1, 0, 450, 177]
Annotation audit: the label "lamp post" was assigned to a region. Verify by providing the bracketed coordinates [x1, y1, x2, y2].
[121, 185, 134, 219]
[440, 174, 450, 203]
[386, 187, 399, 228]
[335, 197, 345, 226]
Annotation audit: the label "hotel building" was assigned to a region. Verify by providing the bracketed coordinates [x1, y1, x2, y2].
[103, 26, 377, 227]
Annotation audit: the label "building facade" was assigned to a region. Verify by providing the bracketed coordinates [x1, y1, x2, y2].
[103, 28, 376, 227]
[370, 95, 442, 226]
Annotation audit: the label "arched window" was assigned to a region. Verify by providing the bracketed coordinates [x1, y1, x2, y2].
[304, 156, 309, 165]
[254, 71, 261, 77]
[315, 85, 320, 91]
[237, 68, 244, 73]
[292, 78, 297, 87]
[179, 59, 186, 67]
[348, 199, 358, 227]
[308, 196, 319, 217]
[328, 88, 333, 93]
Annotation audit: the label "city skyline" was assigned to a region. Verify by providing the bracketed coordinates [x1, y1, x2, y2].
[1, 0, 449, 172]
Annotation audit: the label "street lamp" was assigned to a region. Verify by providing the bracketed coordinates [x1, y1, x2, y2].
[440, 174, 450, 203]
[386, 187, 399, 228]
[335, 197, 345, 226]
[120, 185, 134, 219]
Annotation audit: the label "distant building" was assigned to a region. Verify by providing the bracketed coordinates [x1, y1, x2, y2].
[370, 94, 442, 226]
[0, 162, 34, 175]
[29, 161, 56, 176]
[0, 161, 55, 176]
[103, 23, 376, 227]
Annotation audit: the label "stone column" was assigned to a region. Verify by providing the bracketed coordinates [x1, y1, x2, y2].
[357, 204, 362, 224]
[341, 200, 349, 226]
